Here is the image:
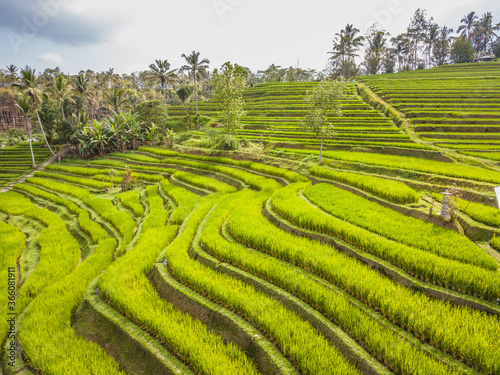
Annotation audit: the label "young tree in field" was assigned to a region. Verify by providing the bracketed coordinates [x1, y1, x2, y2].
[302, 80, 347, 162]
[12, 66, 56, 156]
[147, 59, 179, 104]
[211, 62, 248, 147]
[15, 96, 36, 168]
[181, 51, 210, 114]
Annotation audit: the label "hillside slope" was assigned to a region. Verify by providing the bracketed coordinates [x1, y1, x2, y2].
[361, 62, 500, 158]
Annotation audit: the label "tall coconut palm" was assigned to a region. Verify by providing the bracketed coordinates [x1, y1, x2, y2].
[12, 66, 55, 156]
[391, 34, 410, 71]
[424, 24, 440, 68]
[15, 96, 36, 168]
[49, 75, 75, 120]
[181, 51, 210, 114]
[457, 12, 478, 41]
[73, 73, 94, 118]
[364, 28, 388, 75]
[473, 12, 499, 53]
[147, 59, 179, 104]
[328, 24, 364, 78]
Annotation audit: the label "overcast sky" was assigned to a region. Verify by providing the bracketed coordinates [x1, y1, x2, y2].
[0, 0, 498, 75]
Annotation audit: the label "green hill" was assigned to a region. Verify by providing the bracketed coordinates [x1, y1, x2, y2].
[360, 62, 500, 159]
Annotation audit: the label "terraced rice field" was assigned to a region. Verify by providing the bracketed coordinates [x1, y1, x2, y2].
[2, 62, 500, 374]
[361, 62, 500, 159]
[1, 143, 499, 375]
[0, 143, 56, 188]
[167, 82, 431, 151]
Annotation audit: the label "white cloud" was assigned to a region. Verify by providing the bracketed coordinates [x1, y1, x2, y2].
[37, 52, 65, 65]
[1, 0, 497, 74]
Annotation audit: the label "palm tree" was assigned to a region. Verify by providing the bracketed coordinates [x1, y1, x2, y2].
[49, 75, 75, 120]
[181, 51, 210, 114]
[329, 24, 364, 78]
[473, 12, 499, 53]
[12, 66, 55, 156]
[259, 64, 283, 82]
[364, 29, 388, 75]
[106, 87, 131, 113]
[73, 73, 94, 118]
[457, 12, 478, 41]
[5, 64, 17, 76]
[424, 24, 439, 68]
[4, 65, 18, 86]
[15, 96, 36, 168]
[147, 59, 179, 104]
[433, 26, 454, 66]
[391, 34, 410, 71]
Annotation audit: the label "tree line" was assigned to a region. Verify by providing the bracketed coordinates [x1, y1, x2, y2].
[327, 9, 500, 78]
[0, 51, 215, 160]
[0, 8, 498, 158]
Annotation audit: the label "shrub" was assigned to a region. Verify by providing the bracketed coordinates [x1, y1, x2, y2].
[450, 37, 475, 64]
[135, 100, 170, 130]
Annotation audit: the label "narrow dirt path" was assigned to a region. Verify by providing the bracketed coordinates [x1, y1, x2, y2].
[0, 146, 68, 193]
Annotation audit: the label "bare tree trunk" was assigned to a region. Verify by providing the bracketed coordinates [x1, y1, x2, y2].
[319, 134, 324, 163]
[194, 73, 198, 114]
[26, 118, 36, 168]
[88, 99, 94, 120]
[227, 107, 230, 146]
[61, 103, 65, 120]
[0, 108, 5, 130]
[35, 110, 56, 156]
